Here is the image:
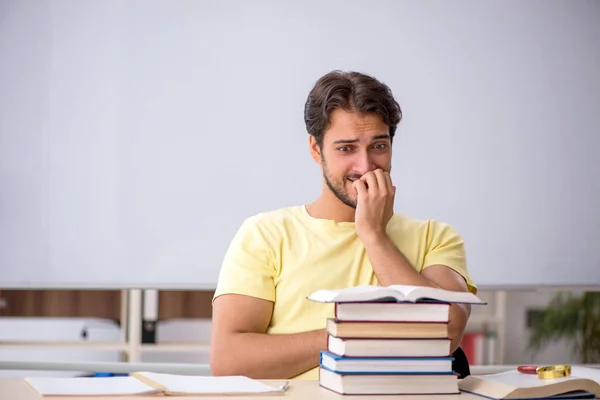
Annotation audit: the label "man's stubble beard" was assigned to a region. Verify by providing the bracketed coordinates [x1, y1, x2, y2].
[321, 154, 359, 209]
[323, 167, 357, 209]
[321, 155, 392, 210]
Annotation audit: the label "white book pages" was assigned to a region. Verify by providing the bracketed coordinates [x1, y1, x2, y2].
[25, 376, 158, 396]
[134, 372, 286, 395]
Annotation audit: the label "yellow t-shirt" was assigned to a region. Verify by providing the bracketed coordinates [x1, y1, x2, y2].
[213, 205, 476, 380]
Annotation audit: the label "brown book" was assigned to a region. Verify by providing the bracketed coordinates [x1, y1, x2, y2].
[326, 318, 449, 339]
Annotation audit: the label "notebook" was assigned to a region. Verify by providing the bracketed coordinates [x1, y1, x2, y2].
[308, 284, 486, 304]
[25, 372, 287, 397]
[458, 366, 600, 399]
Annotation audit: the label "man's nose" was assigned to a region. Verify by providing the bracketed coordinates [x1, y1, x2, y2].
[354, 152, 376, 175]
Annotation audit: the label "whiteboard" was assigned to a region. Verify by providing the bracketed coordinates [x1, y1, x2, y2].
[1, 0, 599, 289]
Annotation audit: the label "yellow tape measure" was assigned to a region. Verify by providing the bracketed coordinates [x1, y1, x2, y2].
[536, 365, 572, 379]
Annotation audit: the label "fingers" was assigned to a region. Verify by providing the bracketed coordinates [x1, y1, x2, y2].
[382, 170, 395, 200]
[373, 169, 389, 197]
[353, 179, 368, 202]
[357, 169, 393, 199]
[383, 170, 393, 192]
[360, 171, 379, 192]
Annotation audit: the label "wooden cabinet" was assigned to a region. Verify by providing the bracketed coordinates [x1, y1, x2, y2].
[0, 290, 121, 319]
[0, 290, 214, 320]
[158, 291, 214, 319]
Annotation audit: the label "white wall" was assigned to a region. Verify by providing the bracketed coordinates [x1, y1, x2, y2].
[1, 0, 599, 289]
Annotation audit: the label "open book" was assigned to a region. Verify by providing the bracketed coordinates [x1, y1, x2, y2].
[25, 372, 287, 397]
[308, 284, 485, 304]
[458, 366, 600, 399]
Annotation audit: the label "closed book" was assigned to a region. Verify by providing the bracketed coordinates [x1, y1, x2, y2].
[326, 318, 449, 338]
[328, 335, 451, 357]
[334, 301, 450, 322]
[320, 350, 453, 374]
[319, 366, 459, 395]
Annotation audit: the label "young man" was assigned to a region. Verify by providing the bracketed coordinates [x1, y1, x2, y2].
[209, 71, 477, 380]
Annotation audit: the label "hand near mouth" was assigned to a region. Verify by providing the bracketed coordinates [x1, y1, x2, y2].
[352, 169, 395, 244]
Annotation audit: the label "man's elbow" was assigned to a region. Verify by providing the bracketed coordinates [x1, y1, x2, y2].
[209, 349, 224, 376]
[210, 345, 239, 376]
[210, 338, 256, 377]
[210, 359, 235, 377]
[211, 357, 262, 378]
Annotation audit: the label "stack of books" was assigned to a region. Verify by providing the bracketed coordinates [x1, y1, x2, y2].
[308, 284, 486, 395]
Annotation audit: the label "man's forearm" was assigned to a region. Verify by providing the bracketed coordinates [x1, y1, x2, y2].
[361, 234, 469, 352]
[361, 233, 434, 288]
[211, 328, 326, 379]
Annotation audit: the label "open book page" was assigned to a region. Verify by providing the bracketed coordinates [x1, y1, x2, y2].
[308, 285, 392, 303]
[308, 284, 485, 304]
[458, 367, 600, 398]
[133, 372, 285, 395]
[462, 367, 600, 388]
[25, 376, 159, 396]
[469, 370, 583, 388]
[570, 366, 600, 382]
[389, 285, 485, 304]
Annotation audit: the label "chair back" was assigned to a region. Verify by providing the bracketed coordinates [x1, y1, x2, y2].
[452, 346, 471, 379]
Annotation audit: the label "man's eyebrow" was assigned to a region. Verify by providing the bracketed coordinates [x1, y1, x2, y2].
[332, 138, 359, 144]
[372, 134, 391, 141]
[332, 134, 390, 145]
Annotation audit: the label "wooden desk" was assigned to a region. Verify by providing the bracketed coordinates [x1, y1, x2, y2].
[0, 378, 483, 400]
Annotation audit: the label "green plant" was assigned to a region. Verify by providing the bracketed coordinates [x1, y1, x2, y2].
[528, 291, 600, 363]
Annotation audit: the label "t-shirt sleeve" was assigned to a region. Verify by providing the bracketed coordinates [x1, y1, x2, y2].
[422, 220, 477, 294]
[213, 217, 277, 302]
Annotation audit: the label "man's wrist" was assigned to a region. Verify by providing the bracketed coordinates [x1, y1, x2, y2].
[358, 230, 391, 249]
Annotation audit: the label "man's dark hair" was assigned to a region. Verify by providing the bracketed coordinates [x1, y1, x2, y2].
[304, 70, 402, 147]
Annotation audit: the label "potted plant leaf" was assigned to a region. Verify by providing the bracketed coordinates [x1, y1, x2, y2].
[528, 291, 600, 363]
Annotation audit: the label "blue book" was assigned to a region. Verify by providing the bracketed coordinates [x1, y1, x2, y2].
[320, 350, 454, 375]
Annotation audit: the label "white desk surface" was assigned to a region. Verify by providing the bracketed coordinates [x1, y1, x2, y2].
[0, 377, 483, 400]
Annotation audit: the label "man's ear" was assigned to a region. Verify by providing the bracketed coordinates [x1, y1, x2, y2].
[309, 136, 322, 164]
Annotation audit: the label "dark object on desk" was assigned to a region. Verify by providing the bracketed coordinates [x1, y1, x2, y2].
[452, 347, 470, 379]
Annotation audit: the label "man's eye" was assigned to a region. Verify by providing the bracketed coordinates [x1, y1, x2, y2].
[338, 146, 351, 152]
[373, 143, 388, 150]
